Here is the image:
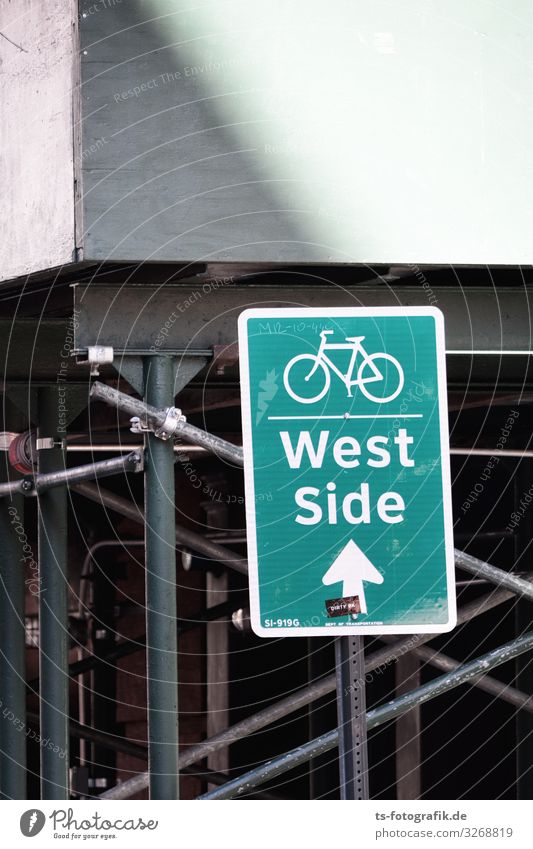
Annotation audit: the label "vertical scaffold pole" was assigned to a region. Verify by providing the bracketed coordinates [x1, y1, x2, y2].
[0, 403, 27, 799]
[395, 655, 421, 798]
[38, 387, 69, 799]
[335, 635, 369, 799]
[144, 356, 179, 799]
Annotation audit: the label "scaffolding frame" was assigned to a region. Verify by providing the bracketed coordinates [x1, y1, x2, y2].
[1, 282, 532, 801]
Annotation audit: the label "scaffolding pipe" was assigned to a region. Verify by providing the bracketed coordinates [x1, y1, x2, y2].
[72, 483, 532, 604]
[90, 381, 244, 465]
[200, 628, 533, 799]
[6, 436, 533, 458]
[415, 646, 533, 712]
[455, 549, 533, 603]
[67, 444, 206, 454]
[68, 491, 531, 799]
[180, 766, 278, 798]
[62, 598, 528, 782]
[65, 602, 533, 752]
[73, 480, 533, 598]
[0, 416, 27, 799]
[71, 481, 248, 575]
[34, 452, 142, 491]
[0, 452, 142, 498]
[26, 711, 147, 762]
[72, 483, 533, 600]
[380, 638, 533, 713]
[144, 356, 179, 799]
[37, 387, 69, 799]
[26, 712, 275, 797]
[32, 599, 239, 684]
[100, 586, 514, 799]
[24, 443, 533, 458]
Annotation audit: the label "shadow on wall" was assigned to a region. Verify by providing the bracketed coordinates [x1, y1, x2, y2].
[79, 0, 340, 264]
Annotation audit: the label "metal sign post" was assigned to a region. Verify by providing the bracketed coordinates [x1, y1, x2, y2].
[335, 635, 369, 800]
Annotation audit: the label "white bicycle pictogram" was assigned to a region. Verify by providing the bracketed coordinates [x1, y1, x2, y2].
[283, 330, 404, 404]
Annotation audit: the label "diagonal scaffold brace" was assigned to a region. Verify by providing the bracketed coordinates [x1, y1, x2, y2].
[90, 381, 244, 466]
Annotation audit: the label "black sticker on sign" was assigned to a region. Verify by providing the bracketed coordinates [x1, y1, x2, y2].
[325, 596, 361, 618]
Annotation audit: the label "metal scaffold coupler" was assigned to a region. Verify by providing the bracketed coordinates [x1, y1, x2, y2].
[154, 407, 186, 441]
[130, 407, 186, 440]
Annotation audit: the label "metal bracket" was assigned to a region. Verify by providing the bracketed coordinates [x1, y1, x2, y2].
[35, 437, 65, 451]
[129, 417, 150, 435]
[36, 437, 55, 451]
[212, 342, 239, 376]
[130, 407, 186, 440]
[76, 346, 114, 376]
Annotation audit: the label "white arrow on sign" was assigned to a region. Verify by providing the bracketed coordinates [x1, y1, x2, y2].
[322, 539, 384, 615]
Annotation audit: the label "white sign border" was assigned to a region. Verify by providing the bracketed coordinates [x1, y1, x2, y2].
[238, 306, 457, 637]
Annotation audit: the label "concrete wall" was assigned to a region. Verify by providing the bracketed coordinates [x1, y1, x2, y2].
[0, 0, 78, 282]
[3, 0, 533, 280]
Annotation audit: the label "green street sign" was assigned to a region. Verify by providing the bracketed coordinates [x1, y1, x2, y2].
[238, 307, 456, 636]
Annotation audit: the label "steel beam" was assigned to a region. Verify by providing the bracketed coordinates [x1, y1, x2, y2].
[0, 286, 530, 385]
[73, 284, 533, 357]
[144, 356, 179, 799]
[0, 404, 27, 799]
[37, 387, 69, 799]
[100, 587, 515, 799]
[199, 629, 533, 799]
[0, 319, 79, 383]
